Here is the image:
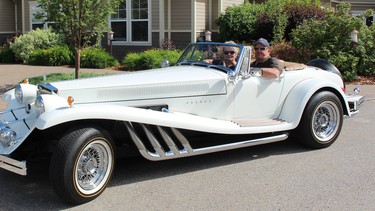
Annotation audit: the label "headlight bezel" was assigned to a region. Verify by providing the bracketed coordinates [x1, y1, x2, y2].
[14, 84, 38, 105]
[15, 84, 24, 104]
[34, 95, 45, 116]
[0, 124, 17, 147]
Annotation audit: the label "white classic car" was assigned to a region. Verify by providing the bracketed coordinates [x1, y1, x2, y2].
[0, 42, 363, 204]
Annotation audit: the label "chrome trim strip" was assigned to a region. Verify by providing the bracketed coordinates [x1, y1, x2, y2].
[124, 122, 160, 158]
[192, 134, 288, 155]
[125, 122, 288, 161]
[157, 126, 179, 155]
[141, 124, 165, 157]
[170, 127, 193, 153]
[0, 155, 27, 176]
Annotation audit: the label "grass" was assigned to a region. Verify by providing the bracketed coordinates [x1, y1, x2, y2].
[28, 72, 106, 84]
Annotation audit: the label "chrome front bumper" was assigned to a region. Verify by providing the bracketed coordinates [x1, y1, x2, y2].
[346, 94, 364, 115]
[0, 155, 27, 176]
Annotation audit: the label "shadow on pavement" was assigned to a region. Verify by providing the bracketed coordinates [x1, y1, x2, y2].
[0, 139, 310, 209]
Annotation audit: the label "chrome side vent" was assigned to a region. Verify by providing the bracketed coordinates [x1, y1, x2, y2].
[125, 121, 289, 161]
[125, 122, 191, 160]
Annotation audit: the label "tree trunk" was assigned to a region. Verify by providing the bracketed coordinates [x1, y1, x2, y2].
[75, 48, 81, 79]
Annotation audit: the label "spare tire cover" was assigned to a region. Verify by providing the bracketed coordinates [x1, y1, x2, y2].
[306, 58, 343, 79]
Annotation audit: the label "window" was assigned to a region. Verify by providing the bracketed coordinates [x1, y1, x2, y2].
[29, 1, 55, 30]
[366, 16, 374, 26]
[110, 0, 150, 45]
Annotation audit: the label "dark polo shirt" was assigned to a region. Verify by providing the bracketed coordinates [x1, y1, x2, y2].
[251, 57, 282, 72]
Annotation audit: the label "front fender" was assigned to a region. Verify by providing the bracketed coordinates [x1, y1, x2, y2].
[35, 104, 294, 134]
[278, 78, 350, 128]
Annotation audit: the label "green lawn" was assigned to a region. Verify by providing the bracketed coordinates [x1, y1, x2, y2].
[28, 72, 106, 84]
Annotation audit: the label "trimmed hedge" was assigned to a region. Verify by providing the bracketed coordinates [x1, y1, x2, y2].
[123, 49, 182, 70]
[28, 45, 74, 66]
[80, 47, 119, 68]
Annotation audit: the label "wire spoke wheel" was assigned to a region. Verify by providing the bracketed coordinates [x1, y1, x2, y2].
[297, 91, 343, 148]
[312, 101, 340, 142]
[75, 139, 113, 195]
[50, 126, 115, 204]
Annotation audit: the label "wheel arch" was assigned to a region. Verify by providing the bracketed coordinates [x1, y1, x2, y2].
[279, 79, 350, 128]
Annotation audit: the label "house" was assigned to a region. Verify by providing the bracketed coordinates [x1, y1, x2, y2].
[1, 0, 373, 59]
[0, 0, 244, 59]
[321, 0, 375, 26]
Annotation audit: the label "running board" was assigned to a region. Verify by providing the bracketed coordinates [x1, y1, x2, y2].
[125, 122, 288, 161]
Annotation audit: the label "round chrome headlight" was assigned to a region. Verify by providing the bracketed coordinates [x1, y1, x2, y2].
[0, 125, 17, 147]
[35, 95, 45, 116]
[15, 84, 23, 103]
[14, 84, 38, 104]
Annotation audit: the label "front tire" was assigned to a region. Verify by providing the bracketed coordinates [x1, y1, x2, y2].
[297, 91, 343, 148]
[49, 126, 115, 204]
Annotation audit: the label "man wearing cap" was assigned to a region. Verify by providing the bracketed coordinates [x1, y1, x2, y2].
[251, 38, 282, 78]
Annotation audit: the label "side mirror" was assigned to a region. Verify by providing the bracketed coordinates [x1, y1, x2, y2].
[228, 70, 237, 84]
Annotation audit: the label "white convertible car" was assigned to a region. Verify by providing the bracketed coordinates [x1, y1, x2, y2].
[0, 42, 363, 204]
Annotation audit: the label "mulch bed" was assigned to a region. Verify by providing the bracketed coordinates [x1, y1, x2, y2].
[347, 76, 375, 85]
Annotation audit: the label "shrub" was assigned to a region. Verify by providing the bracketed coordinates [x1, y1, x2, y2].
[291, 3, 374, 81]
[123, 49, 182, 71]
[271, 40, 314, 63]
[355, 23, 375, 76]
[80, 47, 119, 68]
[159, 38, 176, 50]
[122, 52, 144, 70]
[217, 0, 323, 43]
[283, 3, 326, 40]
[216, 3, 265, 43]
[28, 45, 74, 66]
[142, 49, 182, 69]
[10, 28, 65, 63]
[0, 45, 17, 63]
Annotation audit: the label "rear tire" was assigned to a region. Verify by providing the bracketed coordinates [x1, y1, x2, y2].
[49, 126, 115, 204]
[296, 91, 343, 148]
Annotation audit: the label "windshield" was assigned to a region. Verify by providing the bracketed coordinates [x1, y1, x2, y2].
[177, 42, 243, 72]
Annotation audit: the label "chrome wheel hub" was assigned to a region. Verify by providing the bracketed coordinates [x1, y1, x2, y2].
[312, 101, 340, 142]
[75, 139, 113, 195]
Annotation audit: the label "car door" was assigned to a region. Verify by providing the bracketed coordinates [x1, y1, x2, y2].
[231, 47, 285, 120]
[233, 76, 285, 120]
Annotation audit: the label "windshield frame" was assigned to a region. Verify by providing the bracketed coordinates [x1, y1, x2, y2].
[176, 42, 246, 73]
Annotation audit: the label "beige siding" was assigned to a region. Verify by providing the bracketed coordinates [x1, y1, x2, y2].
[171, 0, 191, 30]
[222, 0, 243, 11]
[152, 0, 159, 30]
[196, 0, 208, 32]
[0, 0, 16, 32]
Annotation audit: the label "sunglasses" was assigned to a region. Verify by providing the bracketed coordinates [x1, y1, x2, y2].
[254, 47, 267, 51]
[224, 51, 236, 55]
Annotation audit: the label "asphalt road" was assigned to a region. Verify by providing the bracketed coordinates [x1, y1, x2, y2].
[0, 65, 374, 210]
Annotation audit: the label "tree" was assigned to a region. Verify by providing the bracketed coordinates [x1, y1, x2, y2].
[36, 0, 124, 78]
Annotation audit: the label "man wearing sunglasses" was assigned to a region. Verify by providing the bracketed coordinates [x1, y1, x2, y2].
[251, 38, 281, 78]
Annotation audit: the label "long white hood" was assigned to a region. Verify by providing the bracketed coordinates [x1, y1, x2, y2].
[51, 66, 227, 104]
